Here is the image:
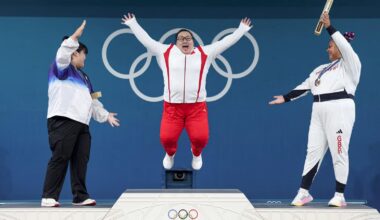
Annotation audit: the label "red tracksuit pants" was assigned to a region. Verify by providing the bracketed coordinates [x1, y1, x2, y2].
[160, 101, 209, 157]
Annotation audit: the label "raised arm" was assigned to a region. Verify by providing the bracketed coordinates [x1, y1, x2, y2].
[321, 12, 361, 85]
[56, 20, 86, 70]
[203, 18, 252, 57]
[121, 13, 167, 55]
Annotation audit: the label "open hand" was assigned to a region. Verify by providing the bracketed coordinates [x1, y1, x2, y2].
[107, 113, 120, 127]
[269, 95, 285, 105]
[71, 20, 86, 41]
[241, 17, 252, 28]
[122, 13, 135, 25]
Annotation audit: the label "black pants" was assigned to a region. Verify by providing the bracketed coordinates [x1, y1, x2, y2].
[42, 116, 91, 203]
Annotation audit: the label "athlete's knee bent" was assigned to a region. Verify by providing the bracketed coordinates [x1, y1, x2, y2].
[160, 133, 178, 146]
[190, 135, 209, 149]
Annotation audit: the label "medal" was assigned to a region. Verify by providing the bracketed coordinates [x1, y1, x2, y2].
[314, 59, 340, 88]
[315, 78, 321, 86]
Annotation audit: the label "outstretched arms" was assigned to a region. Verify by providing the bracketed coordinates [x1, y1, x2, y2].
[269, 90, 310, 105]
[269, 77, 311, 105]
[203, 17, 252, 57]
[121, 13, 167, 55]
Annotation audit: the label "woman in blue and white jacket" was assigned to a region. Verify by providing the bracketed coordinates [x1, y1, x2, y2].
[41, 21, 120, 207]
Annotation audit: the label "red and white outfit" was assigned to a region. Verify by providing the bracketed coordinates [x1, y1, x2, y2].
[125, 18, 251, 156]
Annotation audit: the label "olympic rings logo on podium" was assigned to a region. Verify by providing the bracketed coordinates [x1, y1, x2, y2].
[102, 27, 259, 102]
[168, 208, 198, 219]
[266, 200, 282, 204]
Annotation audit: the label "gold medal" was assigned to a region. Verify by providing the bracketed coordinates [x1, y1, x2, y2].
[315, 78, 321, 87]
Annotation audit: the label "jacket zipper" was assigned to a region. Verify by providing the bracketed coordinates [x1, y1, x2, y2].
[183, 55, 187, 103]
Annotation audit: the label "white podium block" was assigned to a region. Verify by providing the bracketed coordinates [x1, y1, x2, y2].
[103, 189, 263, 220]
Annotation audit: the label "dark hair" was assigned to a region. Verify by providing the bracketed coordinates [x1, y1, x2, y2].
[174, 29, 194, 43]
[62, 36, 88, 54]
[343, 32, 355, 42]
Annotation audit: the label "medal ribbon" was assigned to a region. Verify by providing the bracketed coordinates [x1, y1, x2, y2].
[316, 59, 340, 83]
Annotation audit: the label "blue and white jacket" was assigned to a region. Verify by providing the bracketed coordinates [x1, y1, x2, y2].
[47, 37, 108, 125]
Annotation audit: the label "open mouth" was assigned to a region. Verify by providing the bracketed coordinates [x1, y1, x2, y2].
[182, 45, 189, 50]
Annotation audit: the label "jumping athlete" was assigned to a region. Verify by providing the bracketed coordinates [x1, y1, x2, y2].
[122, 13, 252, 170]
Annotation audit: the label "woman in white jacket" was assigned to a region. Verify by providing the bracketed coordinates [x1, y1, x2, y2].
[42, 21, 120, 207]
[122, 13, 251, 170]
[270, 12, 361, 207]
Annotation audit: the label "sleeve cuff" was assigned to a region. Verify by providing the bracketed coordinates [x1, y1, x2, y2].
[283, 95, 291, 102]
[283, 89, 309, 102]
[326, 25, 337, 36]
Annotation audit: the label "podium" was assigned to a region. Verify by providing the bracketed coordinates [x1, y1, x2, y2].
[0, 190, 379, 220]
[103, 189, 262, 220]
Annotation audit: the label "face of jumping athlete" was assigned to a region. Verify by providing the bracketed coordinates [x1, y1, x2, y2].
[327, 40, 342, 61]
[176, 30, 194, 55]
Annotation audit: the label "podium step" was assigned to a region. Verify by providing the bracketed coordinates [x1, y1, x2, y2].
[0, 190, 379, 220]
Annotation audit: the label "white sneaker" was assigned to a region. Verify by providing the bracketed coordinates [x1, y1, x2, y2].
[328, 192, 347, 207]
[291, 189, 313, 206]
[41, 198, 60, 207]
[163, 153, 175, 170]
[192, 154, 203, 170]
[72, 198, 96, 206]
